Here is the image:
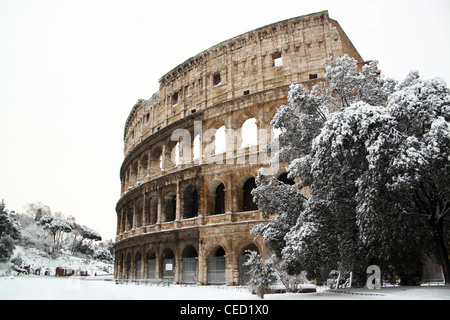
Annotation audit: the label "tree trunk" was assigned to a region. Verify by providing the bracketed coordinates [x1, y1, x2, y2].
[430, 219, 450, 284]
[413, 183, 450, 283]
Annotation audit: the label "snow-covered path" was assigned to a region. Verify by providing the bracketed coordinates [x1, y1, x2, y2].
[1, 276, 449, 300]
[0, 276, 255, 300]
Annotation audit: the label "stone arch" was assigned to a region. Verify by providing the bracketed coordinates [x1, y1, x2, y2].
[236, 174, 257, 212]
[242, 177, 258, 212]
[161, 248, 175, 279]
[206, 244, 227, 285]
[166, 138, 180, 168]
[181, 245, 198, 284]
[162, 190, 177, 222]
[237, 241, 260, 256]
[135, 251, 142, 279]
[146, 248, 156, 279]
[208, 179, 226, 215]
[182, 184, 199, 219]
[214, 125, 226, 154]
[241, 118, 258, 148]
[125, 252, 132, 279]
[203, 119, 227, 157]
[146, 195, 158, 225]
[126, 205, 133, 231]
[237, 242, 260, 285]
[117, 253, 124, 278]
[277, 172, 295, 185]
[134, 196, 144, 228]
[139, 153, 149, 180]
[130, 160, 138, 186]
[149, 145, 163, 174]
[193, 133, 201, 161]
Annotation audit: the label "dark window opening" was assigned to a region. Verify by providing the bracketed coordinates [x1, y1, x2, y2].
[184, 189, 199, 219]
[278, 172, 295, 185]
[309, 74, 318, 80]
[272, 52, 283, 67]
[164, 194, 176, 222]
[162, 249, 175, 278]
[215, 246, 225, 257]
[214, 183, 225, 214]
[207, 246, 226, 284]
[243, 90, 250, 96]
[213, 72, 221, 86]
[172, 92, 179, 106]
[243, 178, 258, 211]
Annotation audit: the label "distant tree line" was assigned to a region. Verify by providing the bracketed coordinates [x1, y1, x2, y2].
[0, 199, 114, 264]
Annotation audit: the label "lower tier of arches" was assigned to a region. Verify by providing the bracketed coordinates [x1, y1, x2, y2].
[114, 220, 267, 286]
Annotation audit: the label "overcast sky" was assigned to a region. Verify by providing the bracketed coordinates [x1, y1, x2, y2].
[1, 0, 449, 240]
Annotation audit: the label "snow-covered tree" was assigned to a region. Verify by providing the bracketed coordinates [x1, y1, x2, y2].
[251, 171, 306, 257]
[80, 225, 102, 244]
[39, 215, 74, 252]
[0, 200, 21, 263]
[93, 246, 113, 263]
[382, 73, 450, 282]
[253, 55, 450, 284]
[24, 202, 51, 222]
[243, 251, 278, 298]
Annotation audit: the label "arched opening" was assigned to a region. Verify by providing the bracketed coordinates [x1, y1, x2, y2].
[238, 243, 260, 285]
[163, 192, 176, 222]
[172, 142, 181, 166]
[135, 252, 142, 280]
[182, 246, 198, 284]
[183, 187, 199, 219]
[207, 246, 226, 285]
[125, 253, 132, 279]
[162, 248, 175, 279]
[150, 147, 163, 174]
[214, 183, 225, 214]
[193, 134, 201, 160]
[126, 209, 133, 231]
[146, 250, 156, 279]
[147, 197, 158, 225]
[278, 172, 295, 185]
[134, 197, 143, 228]
[118, 254, 124, 278]
[215, 125, 226, 154]
[130, 161, 138, 185]
[243, 177, 258, 212]
[139, 154, 148, 180]
[241, 118, 258, 147]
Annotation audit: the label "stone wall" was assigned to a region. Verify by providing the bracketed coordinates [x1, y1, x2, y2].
[114, 10, 363, 285]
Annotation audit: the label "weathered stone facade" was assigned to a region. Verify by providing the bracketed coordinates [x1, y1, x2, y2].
[114, 11, 363, 285]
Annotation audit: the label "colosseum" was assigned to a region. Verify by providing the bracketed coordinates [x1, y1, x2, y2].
[114, 11, 364, 285]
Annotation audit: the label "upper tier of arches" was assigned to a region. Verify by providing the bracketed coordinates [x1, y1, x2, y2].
[122, 11, 363, 157]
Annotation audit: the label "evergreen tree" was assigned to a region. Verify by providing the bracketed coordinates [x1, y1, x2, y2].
[253, 55, 450, 284]
[243, 251, 278, 298]
[0, 200, 21, 263]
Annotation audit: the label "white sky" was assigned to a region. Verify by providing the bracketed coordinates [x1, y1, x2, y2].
[1, 0, 449, 240]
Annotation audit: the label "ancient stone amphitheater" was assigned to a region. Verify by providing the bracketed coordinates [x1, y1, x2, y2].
[114, 11, 363, 285]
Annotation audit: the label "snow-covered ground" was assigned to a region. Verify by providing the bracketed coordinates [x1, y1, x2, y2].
[1, 276, 449, 300]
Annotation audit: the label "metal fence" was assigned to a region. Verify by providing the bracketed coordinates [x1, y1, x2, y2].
[147, 259, 156, 280]
[238, 255, 251, 285]
[182, 257, 197, 284]
[207, 256, 225, 284]
[163, 258, 175, 279]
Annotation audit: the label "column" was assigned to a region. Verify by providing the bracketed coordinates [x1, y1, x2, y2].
[175, 180, 181, 221]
